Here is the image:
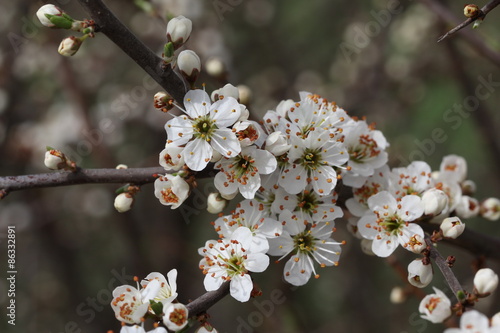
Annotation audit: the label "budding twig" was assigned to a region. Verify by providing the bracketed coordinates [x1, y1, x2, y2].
[431, 0, 500, 42]
[425, 237, 464, 302]
[75, 0, 187, 105]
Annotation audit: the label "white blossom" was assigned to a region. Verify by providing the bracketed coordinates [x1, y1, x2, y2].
[140, 270, 178, 306]
[455, 195, 480, 219]
[444, 310, 500, 333]
[154, 175, 190, 209]
[408, 259, 433, 288]
[419, 287, 451, 323]
[58, 36, 83, 57]
[357, 191, 424, 257]
[165, 89, 241, 171]
[111, 286, 149, 324]
[481, 198, 500, 221]
[207, 192, 227, 214]
[163, 303, 189, 331]
[440, 216, 465, 239]
[421, 188, 449, 216]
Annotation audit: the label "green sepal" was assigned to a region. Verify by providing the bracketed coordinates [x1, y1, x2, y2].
[46, 146, 55, 151]
[164, 42, 175, 59]
[47, 14, 73, 29]
[149, 300, 163, 316]
[115, 184, 131, 194]
[457, 290, 466, 300]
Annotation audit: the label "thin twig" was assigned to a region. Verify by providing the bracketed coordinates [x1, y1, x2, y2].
[419, 0, 500, 67]
[425, 237, 464, 302]
[434, 0, 500, 42]
[75, 0, 187, 104]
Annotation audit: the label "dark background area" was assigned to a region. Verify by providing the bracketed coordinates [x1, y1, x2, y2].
[0, 0, 499, 332]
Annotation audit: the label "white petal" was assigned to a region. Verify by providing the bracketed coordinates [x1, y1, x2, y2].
[184, 138, 212, 171]
[230, 274, 253, 302]
[372, 234, 399, 257]
[210, 97, 241, 127]
[184, 89, 211, 118]
[211, 129, 241, 157]
[245, 252, 270, 272]
[279, 164, 307, 195]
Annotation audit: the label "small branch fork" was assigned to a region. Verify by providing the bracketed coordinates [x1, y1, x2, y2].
[425, 237, 464, 302]
[435, 0, 500, 42]
[75, 0, 187, 104]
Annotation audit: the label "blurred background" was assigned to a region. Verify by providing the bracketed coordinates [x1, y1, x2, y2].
[0, 0, 499, 332]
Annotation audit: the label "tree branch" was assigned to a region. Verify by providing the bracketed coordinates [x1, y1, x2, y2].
[425, 237, 464, 302]
[432, 0, 500, 43]
[421, 223, 500, 261]
[75, 0, 187, 104]
[0, 167, 165, 198]
[186, 282, 230, 317]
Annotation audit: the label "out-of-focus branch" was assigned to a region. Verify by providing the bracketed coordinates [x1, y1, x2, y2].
[419, 0, 500, 67]
[427, 0, 500, 43]
[425, 237, 464, 301]
[186, 282, 230, 317]
[421, 223, 500, 261]
[75, 0, 187, 104]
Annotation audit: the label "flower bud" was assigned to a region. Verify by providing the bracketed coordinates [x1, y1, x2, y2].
[461, 179, 476, 196]
[177, 50, 201, 84]
[480, 198, 500, 221]
[115, 164, 128, 169]
[207, 192, 227, 214]
[265, 131, 291, 156]
[196, 325, 218, 333]
[205, 57, 225, 78]
[440, 155, 467, 183]
[455, 195, 480, 219]
[405, 234, 427, 254]
[163, 302, 189, 331]
[211, 83, 239, 102]
[166, 16, 192, 48]
[37, 4, 73, 29]
[464, 4, 480, 18]
[419, 287, 452, 323]
[154, 91, 175, 111]
[58, 36, 83, 57]
[44, 149, 66, 170]
[474, 268, 499, 295]
[440, 216, 465, 239]
[114, 193, 134, 213]
[408, 259, 433, 288]
[390, 286, 406, 304]
[421, 188, 449, 216]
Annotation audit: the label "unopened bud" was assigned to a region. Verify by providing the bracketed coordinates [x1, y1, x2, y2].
[474, 268, 498, 295]
[115, 164, 128, 169]
[154, 91, 175, 111]
[58, 36, 83, 57]
[455, 195, 480, 219]
[177, 50, 201, 85]
[205, 57, 225, 78]
[421, 188, 448, 216]
[408, 259, 433, 288]
[360, 239, 375, 256]
[37, 4, 73, 29]
[464, 4, 480, 18]
[440, 216, 465, 239]
[211, 83, 239, 102]
[166, 16, 192, 49]
[480, 197, 500, 221]
[265, 131, 291, 156]
[44, 147, 76, 171]
[163, 42, 175, 64]
[461, 179, 476, 196]
[114, 192, 134, 213]
[207, 193, 228, 214]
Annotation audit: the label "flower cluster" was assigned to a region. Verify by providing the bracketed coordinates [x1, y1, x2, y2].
[110, 270, 189, 332]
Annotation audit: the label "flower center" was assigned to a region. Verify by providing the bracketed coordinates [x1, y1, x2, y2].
[193, 116, 217, 141]
[299, 148, 322, 171]
[378, 215, 404, 235]
[293, 232, 315, 254]
[224, 255, 247, 277]
[296, 191, 319, 215]
[349, 134, 380, 163]
[161, 189, 179, 204]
